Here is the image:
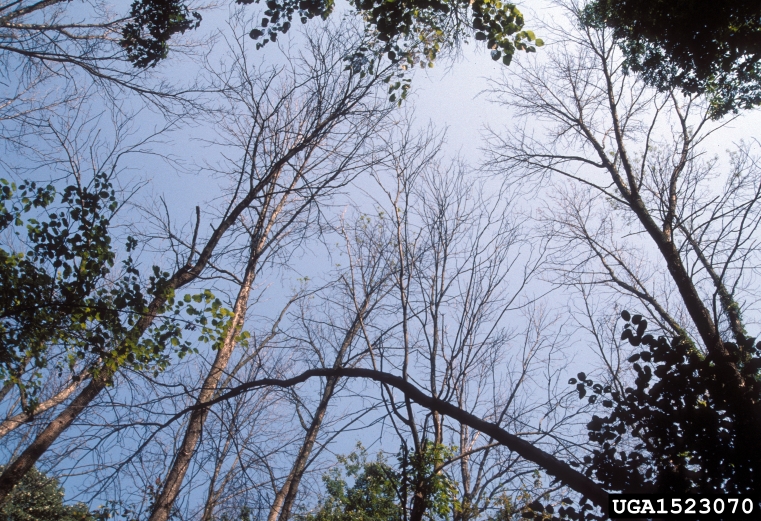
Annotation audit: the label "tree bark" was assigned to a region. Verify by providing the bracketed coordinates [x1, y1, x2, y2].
[267, 377, 337, 521]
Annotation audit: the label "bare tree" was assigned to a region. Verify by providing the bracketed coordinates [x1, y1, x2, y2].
[146, 21, 394, 519]
[312, 122, 578, 521]
[486, 2, 761, 393]
[262, 208, 396, 521]
[156, 122, 596, 520]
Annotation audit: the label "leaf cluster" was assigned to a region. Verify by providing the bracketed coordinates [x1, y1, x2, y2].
[501, 496, 588, 521]
[583, 0, 761, 118]
[572, 311, 761, 515]
[121, 0, 203, 68]
[0, 174, 231, 403]
[0, 174, 141, 396]
[245, 0, 542, 74]
[302, 446, 402, 521]
[118, 0, 544, 89]
[300, 442, 458, 521]
[0, 466, 95, 521]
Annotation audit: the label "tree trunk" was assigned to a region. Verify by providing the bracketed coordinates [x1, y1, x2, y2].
[593, 57, 743, 389]
[199, 426, 236, 521]
[148, 254, 258, 521]
[0, 374, 108, 501]
[268, 299, 369, 521]
[267, 377, 337, 521]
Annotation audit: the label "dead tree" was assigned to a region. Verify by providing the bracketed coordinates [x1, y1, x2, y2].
[486, 3, 761, 395]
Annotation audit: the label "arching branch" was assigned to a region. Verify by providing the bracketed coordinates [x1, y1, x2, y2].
[168, 367, 610, 511]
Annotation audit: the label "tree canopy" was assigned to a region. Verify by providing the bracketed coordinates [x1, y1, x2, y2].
[0, 466, 94, 521]
[299, 444, 457, 521]
[121, 0, 203, 68]
[580, 313, 761, 500]
[118, 0, 543, 75]
[584, 0, 761, 117]
[9, 0, 761, 119]
[243, 0, 542, 69]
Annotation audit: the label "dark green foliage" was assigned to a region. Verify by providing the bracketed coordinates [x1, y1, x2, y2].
[0, 466, 94, 521]
[569, 311, 761, 518]
[583, 0, 761, 118]
[119, 0, 541, 79]
[525, 310, 761, 520]
[0, 174, 151, 398]
[121, 0, 202, 68]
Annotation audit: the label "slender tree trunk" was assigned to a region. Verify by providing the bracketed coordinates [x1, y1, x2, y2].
[0, 374, 108, 501]
[148, 253, 258, 521]
[267, 377, 337, 521]
[455, 409, 473, 521]
[268, 299, 369, 521]
[149, 161, 296, 521]
[200, 430, 236, 521]
[592, 57, 744, 388]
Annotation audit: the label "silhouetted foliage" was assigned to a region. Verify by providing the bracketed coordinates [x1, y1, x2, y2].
[583, 0, 761, 117]
[119, 0, 542, 74]
[519, 310, 761, 520]
[243, 0, 542, 76]
[121, 0, 202, 68]
[566, 311, 761, 519]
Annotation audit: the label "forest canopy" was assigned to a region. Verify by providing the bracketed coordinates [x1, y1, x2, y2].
[584, 0, 761, 117]
[120, 0, 761, 118]
[1, 1, 761, 521]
